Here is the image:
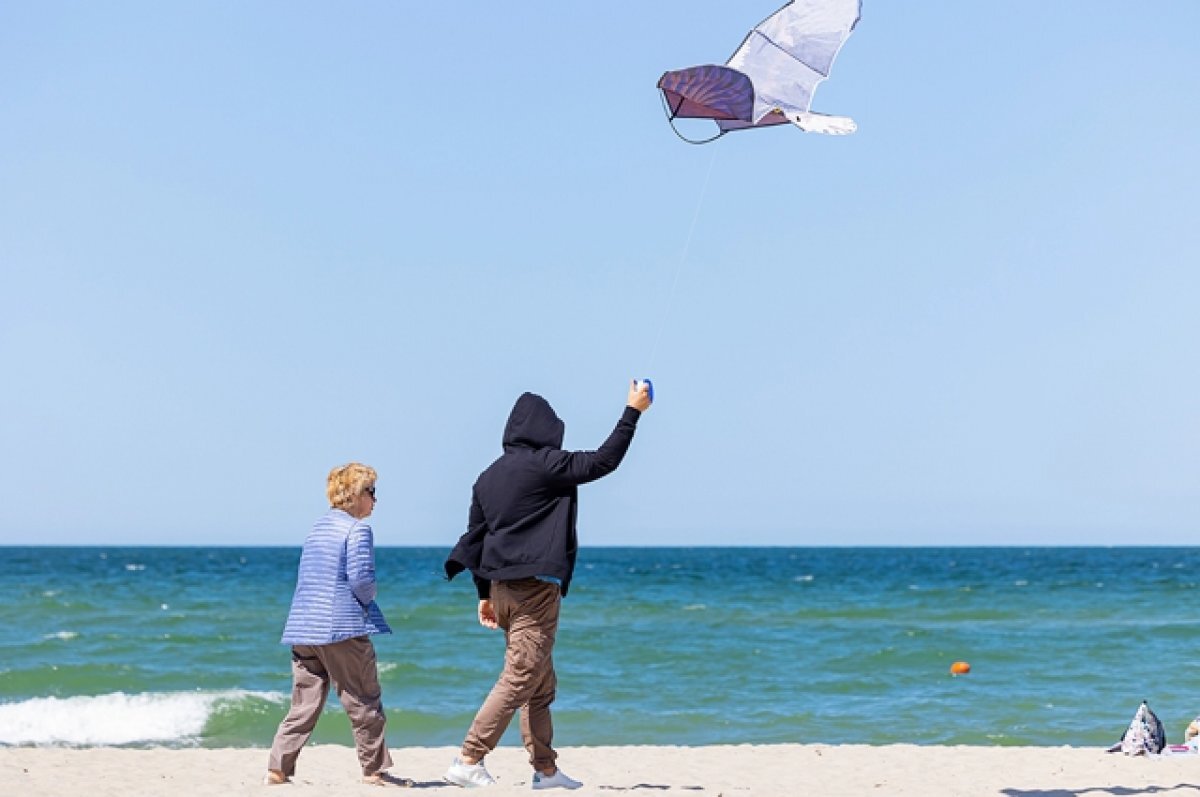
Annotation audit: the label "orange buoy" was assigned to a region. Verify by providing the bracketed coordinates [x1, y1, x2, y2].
[950, 661, 971, 675]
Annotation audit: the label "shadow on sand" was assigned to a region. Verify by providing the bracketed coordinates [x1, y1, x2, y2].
[596, 785, 704, 791]
[1002, 784, 1200, 797]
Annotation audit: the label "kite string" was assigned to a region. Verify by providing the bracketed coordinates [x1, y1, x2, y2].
[646, 147, 718, 375]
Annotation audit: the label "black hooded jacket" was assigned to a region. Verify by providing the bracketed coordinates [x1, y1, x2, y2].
[445, 392, 641, 598]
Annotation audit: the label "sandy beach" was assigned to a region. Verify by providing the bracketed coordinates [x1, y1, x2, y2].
[4, 743, 1200, 797]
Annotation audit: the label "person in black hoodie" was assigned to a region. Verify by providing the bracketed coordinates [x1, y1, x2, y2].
[442, 381, 652, 790]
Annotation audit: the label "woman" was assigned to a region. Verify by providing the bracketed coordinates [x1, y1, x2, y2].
[266, 463, 407, 786]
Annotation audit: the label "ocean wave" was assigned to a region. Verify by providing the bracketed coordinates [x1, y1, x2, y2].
[42, 631, 78, 641]
[0, 690, 285, 746]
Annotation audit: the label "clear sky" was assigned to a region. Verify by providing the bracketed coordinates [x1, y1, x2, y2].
[2, 2, 1197, 547]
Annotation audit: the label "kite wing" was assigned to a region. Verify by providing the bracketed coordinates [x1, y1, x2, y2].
[657, 0, 861, 142]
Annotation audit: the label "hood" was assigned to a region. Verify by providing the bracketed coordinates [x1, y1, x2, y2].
[502, 392, 565, 451]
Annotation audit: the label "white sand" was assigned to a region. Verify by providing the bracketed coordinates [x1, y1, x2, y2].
[4, 743, 1200, 796]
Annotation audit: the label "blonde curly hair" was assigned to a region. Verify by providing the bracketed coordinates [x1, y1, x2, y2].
[326, 462, 377, 510]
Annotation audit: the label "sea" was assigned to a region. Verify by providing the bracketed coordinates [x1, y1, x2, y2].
[2, 546, 1199, 750]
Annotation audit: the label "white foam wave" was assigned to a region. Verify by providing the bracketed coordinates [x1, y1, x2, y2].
[42, 631, 78, 641]
[0, 690, 283, 746]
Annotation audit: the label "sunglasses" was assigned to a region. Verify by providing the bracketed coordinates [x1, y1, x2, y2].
[364, 485, 376, 499]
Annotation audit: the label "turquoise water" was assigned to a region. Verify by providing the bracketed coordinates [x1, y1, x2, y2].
[2, 546, 1199, 748]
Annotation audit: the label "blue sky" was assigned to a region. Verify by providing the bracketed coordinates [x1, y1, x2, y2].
[2, 2, 1197, 546]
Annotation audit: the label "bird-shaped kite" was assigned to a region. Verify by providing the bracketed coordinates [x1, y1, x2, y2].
[658, 0, 861, 143]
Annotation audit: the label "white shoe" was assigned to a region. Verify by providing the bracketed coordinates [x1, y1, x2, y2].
[444, 757, 496, 788]
[531, 769, 582, 790]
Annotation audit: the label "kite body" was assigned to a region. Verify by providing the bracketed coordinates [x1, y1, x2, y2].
[658, 0, 861, 142]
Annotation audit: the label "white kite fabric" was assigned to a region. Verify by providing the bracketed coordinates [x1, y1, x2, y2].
[727, 0, 861, 127]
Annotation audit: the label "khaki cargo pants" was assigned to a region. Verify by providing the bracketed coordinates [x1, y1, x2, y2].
[462, 578, 561, 771]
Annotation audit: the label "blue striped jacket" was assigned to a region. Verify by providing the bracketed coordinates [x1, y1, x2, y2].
[280, 508, 392, 645]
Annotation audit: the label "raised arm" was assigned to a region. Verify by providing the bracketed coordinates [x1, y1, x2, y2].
[546, 381, 651, 486]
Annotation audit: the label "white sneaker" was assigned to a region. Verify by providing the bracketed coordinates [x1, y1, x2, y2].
[444, 757, 496, 788]
[531, 769, 582, 790]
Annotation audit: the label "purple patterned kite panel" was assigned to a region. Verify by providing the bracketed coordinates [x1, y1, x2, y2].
[657, 65, 755, 123]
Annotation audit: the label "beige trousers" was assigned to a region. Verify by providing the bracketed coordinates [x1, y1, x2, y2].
[462, 578, 561, 771]
[268, 636, 393, 777]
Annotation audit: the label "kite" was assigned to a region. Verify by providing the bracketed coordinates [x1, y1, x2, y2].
[657, 0, 861, 143]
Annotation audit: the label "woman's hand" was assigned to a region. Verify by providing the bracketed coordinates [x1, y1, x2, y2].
[477, 599, 499, 629]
